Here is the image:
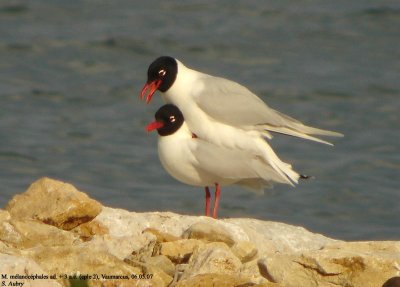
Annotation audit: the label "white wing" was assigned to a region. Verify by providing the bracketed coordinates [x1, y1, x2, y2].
[193, 74, 343, 145]
[190, 139, 292, 191]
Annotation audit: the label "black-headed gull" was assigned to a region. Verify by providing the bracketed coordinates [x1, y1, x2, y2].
[146, 104, 304, 218]
[141, 56, 342, 186]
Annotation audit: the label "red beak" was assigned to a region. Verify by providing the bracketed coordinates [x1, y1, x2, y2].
[146, 121, 164, 132]
[140, 80, 162, 104]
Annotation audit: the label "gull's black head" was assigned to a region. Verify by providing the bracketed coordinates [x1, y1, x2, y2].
[146, 104, 184, 136]
[147, 56, 177, 92]
[141, 56, 178, 103]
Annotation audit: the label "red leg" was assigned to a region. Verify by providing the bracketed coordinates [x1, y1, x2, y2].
[212, 183, 221, 219]
[205, 186, 211, 216]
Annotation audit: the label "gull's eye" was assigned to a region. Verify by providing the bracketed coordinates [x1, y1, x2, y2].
[158, 69, 166, 76]
[169, 116, 176, 122]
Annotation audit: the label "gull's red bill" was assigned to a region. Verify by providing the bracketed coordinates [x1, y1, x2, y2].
[146, 121, 164, 132]
[140, 80, 162, 104]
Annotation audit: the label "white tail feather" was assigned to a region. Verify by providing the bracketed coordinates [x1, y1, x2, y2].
[255, 138, 300, 185]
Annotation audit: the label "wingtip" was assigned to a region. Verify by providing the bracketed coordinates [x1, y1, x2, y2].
[326, 131, 344, 138]
[300, 174, 315, 180]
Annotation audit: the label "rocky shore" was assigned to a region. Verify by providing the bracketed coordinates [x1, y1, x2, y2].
[0, 177, 399, 287]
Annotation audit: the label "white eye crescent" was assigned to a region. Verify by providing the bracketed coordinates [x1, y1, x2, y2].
[159, 69, 166, 76]
[169, 116, 176, 122]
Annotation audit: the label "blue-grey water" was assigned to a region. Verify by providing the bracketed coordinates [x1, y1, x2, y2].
[0, 1, 399, 241]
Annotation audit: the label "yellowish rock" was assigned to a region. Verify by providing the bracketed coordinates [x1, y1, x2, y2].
[24, 245, 163, 287]
[0, 253, 62, 287]
[6, 177, 102, 230]
[159, 239, 204, 263]
[231, 240, 258, 263]
[129, 238, 158, 261]
[182, 242, 243, 279]
[124, 257, 173, 287]
[0, 240, 21, 256]
[0, 221, 22, 246]
[143, 227, 181, 242]
[257, 241, 400, 287]
[143, 255, 175, 276]
[71, 219, 109, 241]
[175, 273, 251, 287]
[0, 209, 10, 222]
[182, 221, 235, 246]
[240, 259, 270, 285]
[2, 178, 399, 287]
[27, 245, 138, 275]
[5, 219, 79, 249]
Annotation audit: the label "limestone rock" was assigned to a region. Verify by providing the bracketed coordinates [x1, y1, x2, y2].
[0, 253, 62, 287]
[258, 254, 307, 286]
[23, 245, 162, 287]
[6, 177, 102, 230]
[143, 227, 181, 242]
[82, 232, 153, 260]
[258, 241, 400, 287]
[0, 240, 21, 257]
[0, 209, 10, 222]
[3, 219, 79, 249]
[240, 259, 270, 285]
[26, 245, 138, 275]
[175, 273, 253, 287]
[123, 257, 173, 287]
[231, 240, 258, 263]
[95, 208, 193, 238]
[223, 218, 338, 254]
[159, 239, 204, 263]
[0, 220, 22, 246]
[71, 219, 109, 241]
[1, 178, 399, 287]
[143, 255, 176, 276]
[182, 221, 236, 246]
[182, 242, 243, 279]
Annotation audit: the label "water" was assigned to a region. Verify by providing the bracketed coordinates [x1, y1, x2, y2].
[0, 0, 399, 241]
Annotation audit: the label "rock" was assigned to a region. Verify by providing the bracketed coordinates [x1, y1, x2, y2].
[0, 240, 20, 257]
[175, 273, 253, 287]
[240, 259, 270, 285]
[96, 208, 194, 238]
[71, 219, 109, 241]
[27, 245, 138, 275]
[146, 267, 173, 287]
[258, 241, 400, 287]
[129, 239, 158, 262]
[181, 242, 243, 279]
[182, 221, 236, 246]
[0, 253, 62, 287]
[159, 239, 204, 263]
[24, 245, 159, 287]
[6, 177, 102, 230]
[143, 255, 176, 277]
[223, 218, 338, 254]
[258, 254, 306, 285]
[0, 209, 10, 222]
[1, 178, 399, 287]
[124, 257, 173, 287]
[3, 219, 79, 249]
[231, 240, 258, 263]
[143, 227, 181, 242]
[0, 220, 22, 246]
[83, 231, 154, 260]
